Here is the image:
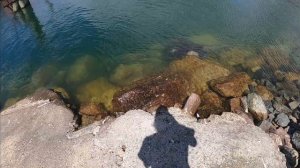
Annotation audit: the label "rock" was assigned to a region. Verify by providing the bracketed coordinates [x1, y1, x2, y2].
[169, 55, 230, 94]
[76, 78, 119, 110]
[275, 113, 290, 127]
[241, 96, 249, 113]
[197, 90, 225, 118]
[52, 87, 70, 100]
[289, 115, 298, 124]
[188, 34, 220, 46]
[81, 114, 96, 126]
[256, 85, 274, 101]
[183, 93, 201, 116]
[80, 102, 106, 116]
[247, 93, 268, 121]
[269, 133, 283, 146]
[164, 40, 207, 59]
[186, 50, 199, 57]
[275, 70, 300, 82]
[289, 101, 300, 110]
[0, 91, 74, 168]
[229, 97, 243, 113]
[0, 100, 286, 168]
[209, 72, 252, 97]
[292, 131, 300, 151]
[110, 63, 159, 86]
[292, 110, 300, 120]
[273, 101, 292, 114]
[3, 97, 20, 109]
[112, 74, 187, 112]
[258, 120, 273, 133]
[280, 145, 299, 168]
[219, 47, 254, 67]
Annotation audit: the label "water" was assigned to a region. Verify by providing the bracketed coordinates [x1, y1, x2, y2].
[1, 0, 300, 109]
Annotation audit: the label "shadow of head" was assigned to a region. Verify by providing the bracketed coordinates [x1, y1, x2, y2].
[138, 105, 197, 168]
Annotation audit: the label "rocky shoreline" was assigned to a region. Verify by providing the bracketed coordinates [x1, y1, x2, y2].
[1, 43, 300, 167]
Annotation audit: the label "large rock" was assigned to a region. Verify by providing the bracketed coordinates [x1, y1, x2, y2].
[0, 95, 286, 168]
[112, 74, 187, 112]
[209, 72, 252, 97]
[169, 55, 230, 94]
[197, 90, 226, 118]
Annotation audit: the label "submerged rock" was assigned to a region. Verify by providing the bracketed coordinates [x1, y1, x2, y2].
[112, 74, 187, 112]
[247, 93, 268, 121]
[76, 78, 119, 110]
[31, 64, 60, 87]
[188, 34, 220, 46]
[169, 55, 230, 94]
[219, 47, 254, 67]
[209, 72, 252, 98]
[256, 85, 274, 101]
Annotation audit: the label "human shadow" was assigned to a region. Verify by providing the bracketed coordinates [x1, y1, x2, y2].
[138, 106, 197, 168]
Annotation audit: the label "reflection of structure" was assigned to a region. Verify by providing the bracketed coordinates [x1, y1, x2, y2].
[2, 0, 30, 12]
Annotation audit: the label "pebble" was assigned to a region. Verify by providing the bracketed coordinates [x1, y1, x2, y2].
[292, 131, 300, 151]
[247, 93, 268, 121]
[289, 101, 300, 110]
[275, 113, 290, 127]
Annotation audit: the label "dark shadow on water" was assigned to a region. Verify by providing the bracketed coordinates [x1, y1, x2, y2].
[138, 106, 197, 168]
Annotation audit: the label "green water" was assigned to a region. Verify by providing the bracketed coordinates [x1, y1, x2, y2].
[1, 0, 300, 109]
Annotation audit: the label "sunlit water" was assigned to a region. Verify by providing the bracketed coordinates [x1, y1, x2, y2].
[1, 0, 300, 109]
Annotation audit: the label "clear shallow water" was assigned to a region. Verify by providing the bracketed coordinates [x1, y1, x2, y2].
[1, 0, 300, 108]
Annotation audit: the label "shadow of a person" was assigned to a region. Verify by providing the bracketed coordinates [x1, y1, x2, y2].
[138, 106, 197, 168]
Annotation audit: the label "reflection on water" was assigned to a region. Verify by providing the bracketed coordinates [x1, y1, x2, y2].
[0, 0, 300, 109]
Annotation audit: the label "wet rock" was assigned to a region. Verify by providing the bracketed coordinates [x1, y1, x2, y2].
[3, 97, 20, 109]
[112, 74, 187, 112]
[289, 101, 300, 110]
[247, 93, 268, 121]
[66, 55, 98, 84]
[29, 88, 66, 106]
[219, 47, 254, 67]
[31, 64, 60, 87]
[169, 55, 230, 94]
[280, 145, 299, 168]
[292, 131, 300, 151]
[209, 72, 252, 98]
[183, 93, 201, 116]
[76, 78, 119, 110]
[80, 102, 105, 116]
[273, 101, 292, 114]
[164, 40, 207, 59]
[256, 85, 274, 101]
[197, 90, 226, 119]
[110, 63, 159, 86]
[275, 113, 290, 127]
[186, 50, 199, 57]
[81, 115, 96, 126]
[188, 34, 220, 46]
[229, 97, 243, 113]
[52, 87, 70, 100]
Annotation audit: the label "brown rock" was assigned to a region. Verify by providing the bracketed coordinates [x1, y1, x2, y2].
[80, 102, 106, 116]
[229, 97, 243, 113]
[169, 55, 230, 94]
[198, 90, 225, 118]
[256, 85, 274, 101]
[209, 72, 252, 97]
[81, 115, 95, 126]
[112, 73, 187, 112]
[183, 93, 201, 116]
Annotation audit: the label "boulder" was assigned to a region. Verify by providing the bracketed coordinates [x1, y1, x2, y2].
[112, 74, 187, 112]
[229, 97, 243, 113]
[197, 90, 226, 118]
[209, 72, 252, 98]
[247, 93, 268, 121]
[169, 55, 230, 94]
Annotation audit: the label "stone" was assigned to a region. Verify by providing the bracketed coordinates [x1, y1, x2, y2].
[3, 97, 20, 109]
[186, 50, 199, 57]
[112, 74, 187, 112]
[197, 90, 225, 119]
[289, 101, 300, 110]
[292, 131, 300, 151]
[165, 40, 207, 59]
[275, 113, 290, 127]
[31, 64, 60, 87]
[80, 102, 106, 116]
[183, 93, 201, 116]
[229, 97, 243, 113]
[292, 110, 300, 120]
[241, 96, 249, 113]
[219, 47, 254, 67]
[247, 93, 268, 121]
[280, 145, 299, 168]
[81, 115, 96, 126]
[189, 34, 220, 46]
[273, 101, 292, 114]
[76, 78, 119, 110]
[256, 85, 274, 101]
[258, 120, 273, 133]
[209, 72, 252, 97]
[169, 55, 230, 94]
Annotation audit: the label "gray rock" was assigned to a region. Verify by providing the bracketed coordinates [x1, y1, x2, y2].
[289, 101, 300, 110]
[292, 131, 300, 151]
[247, 93, 268, 121]
[258, 120, 273, 133]
[275, 113, 290, 127]
[296, 80, 300, 89]
[292, 110, 300, 120]
[280, 145, 299, 168]
[273, 101, 292, 114]
[0, 97, 286, 168]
